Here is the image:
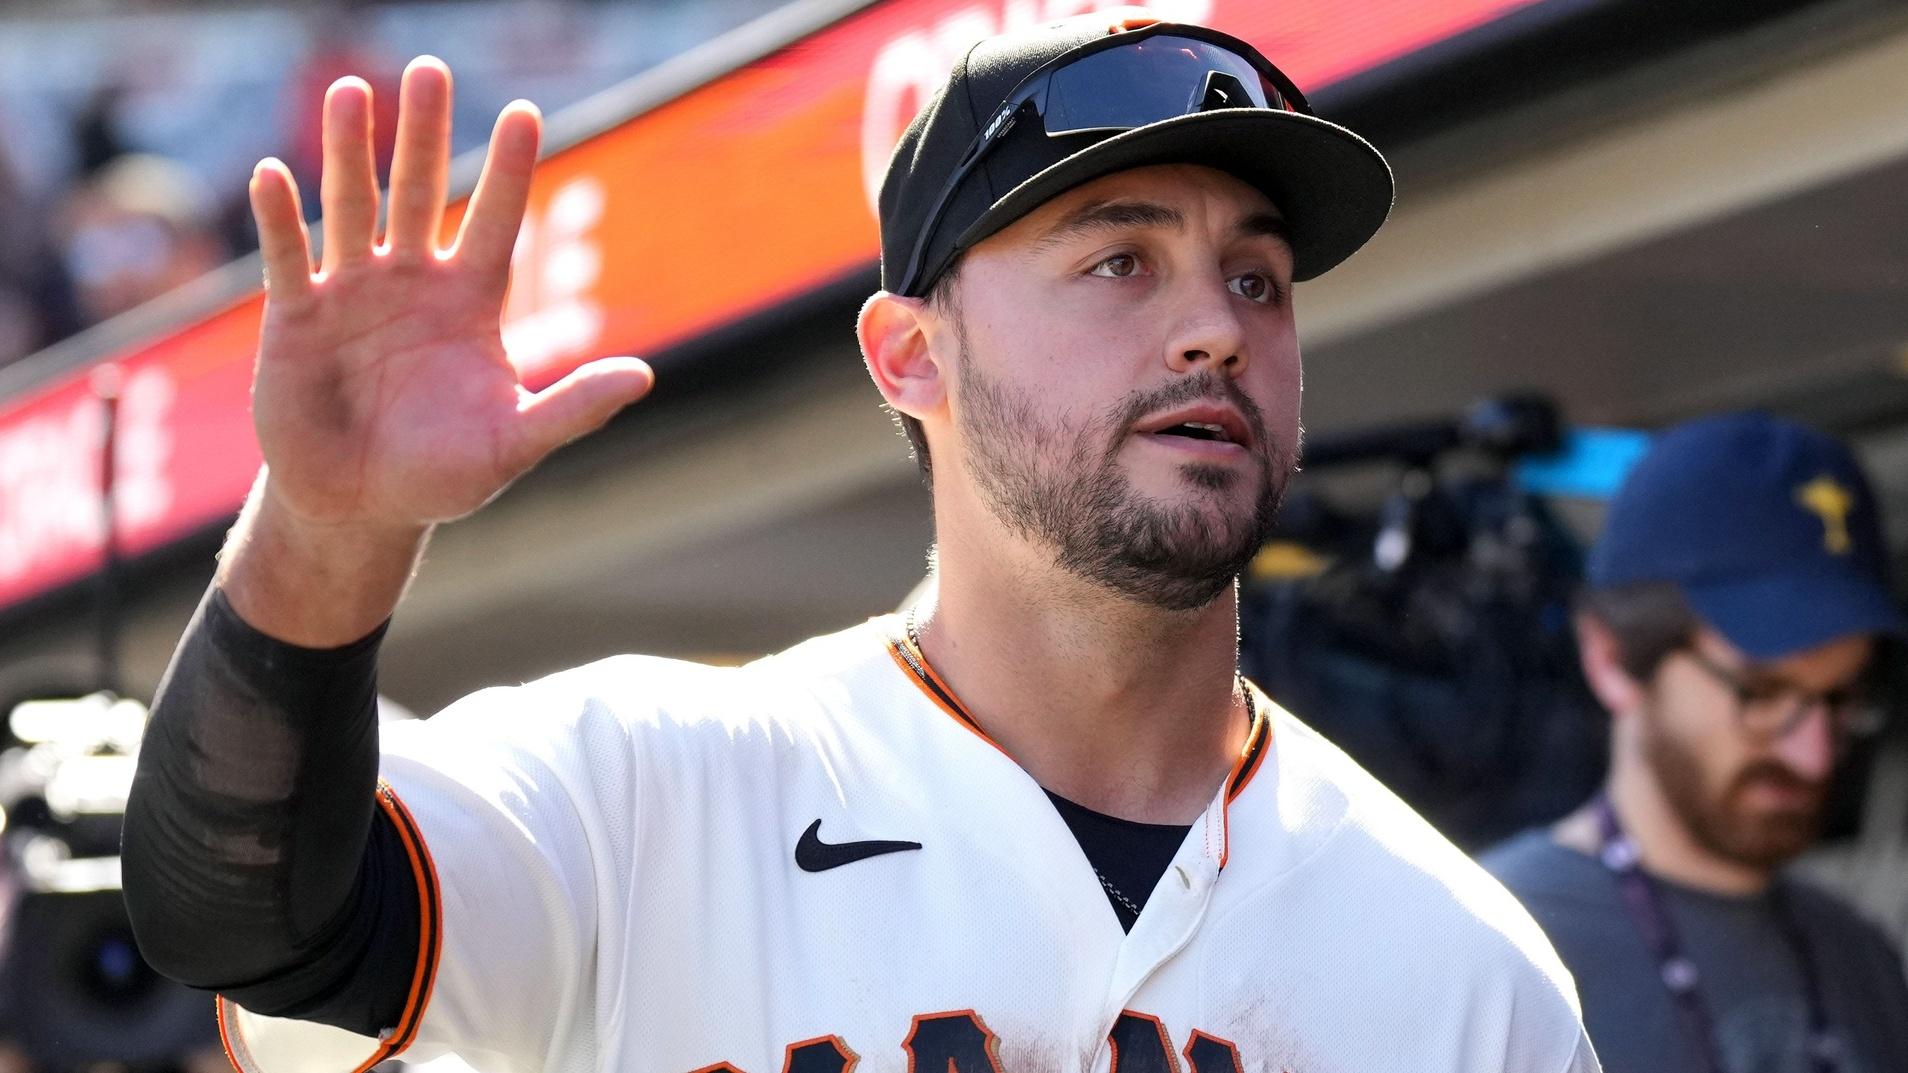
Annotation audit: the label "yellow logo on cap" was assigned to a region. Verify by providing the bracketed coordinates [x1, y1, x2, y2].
[1796, 476, 1854, 555]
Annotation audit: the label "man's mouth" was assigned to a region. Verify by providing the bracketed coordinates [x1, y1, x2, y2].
[1135, 404, 1253, 450]
[1154, 421, 1234, 443]
[1732, 771, 1825, 813]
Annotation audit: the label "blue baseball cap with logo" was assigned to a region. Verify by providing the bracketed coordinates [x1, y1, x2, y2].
[1587, 411, 1905, 660]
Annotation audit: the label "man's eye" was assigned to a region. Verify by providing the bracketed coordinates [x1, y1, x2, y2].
[1089, 253, 1140, 278]
[1822, 688, 1861, 711]
[1229, 272, 1278, 304]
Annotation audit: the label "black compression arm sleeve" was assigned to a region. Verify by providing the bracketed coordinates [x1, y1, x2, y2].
[121, 586, 420, 1034]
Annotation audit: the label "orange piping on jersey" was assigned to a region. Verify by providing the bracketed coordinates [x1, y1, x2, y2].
[1225, 689, 1272, 804]
[885, 634, 1014, 761]
[1110, 1010, 1183, 1073]
[1183, 1028, 1245, 1071]
[685, 1063, 746, 1073]
[782, 1034, 860, 1072]
[902, 1010, 1007, 1073]
[210, 782, 443, 1073]
[1216, 687, 1273, 870]
[366, 780, 445, 1068]
[215, 996, 241, 1072]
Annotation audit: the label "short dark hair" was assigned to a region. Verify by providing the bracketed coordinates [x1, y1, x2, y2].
[1577, 582, 1702, 681]
[893, 257, 963, 489]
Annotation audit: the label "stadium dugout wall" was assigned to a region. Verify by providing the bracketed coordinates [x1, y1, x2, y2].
[1, 0, 1906, 721]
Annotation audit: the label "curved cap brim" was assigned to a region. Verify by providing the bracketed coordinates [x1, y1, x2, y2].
[1684, 568, 1907, 661]
[954, 108, 1395, 282]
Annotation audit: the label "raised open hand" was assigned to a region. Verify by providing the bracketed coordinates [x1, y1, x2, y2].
[247, 57, 653, 533]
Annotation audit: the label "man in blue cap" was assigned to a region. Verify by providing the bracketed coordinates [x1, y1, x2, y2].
[1483, 411, 1908, 1073]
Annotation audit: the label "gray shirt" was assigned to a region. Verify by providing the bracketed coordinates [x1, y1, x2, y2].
[1482, 830, 1908, 1073]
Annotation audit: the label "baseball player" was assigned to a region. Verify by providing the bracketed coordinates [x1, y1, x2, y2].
[122, 13, 1600, 1073]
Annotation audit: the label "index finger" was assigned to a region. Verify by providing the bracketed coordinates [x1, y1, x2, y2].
[452, 100, 542, 281]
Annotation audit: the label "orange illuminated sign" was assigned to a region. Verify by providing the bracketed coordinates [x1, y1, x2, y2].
[0, 0, 1546, 612]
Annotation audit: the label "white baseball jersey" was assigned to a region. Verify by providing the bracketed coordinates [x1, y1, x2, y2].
[216, 614, 1600, 1073]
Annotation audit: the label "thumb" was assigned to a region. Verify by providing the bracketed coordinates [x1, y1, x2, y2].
[510, 357, 655, 468]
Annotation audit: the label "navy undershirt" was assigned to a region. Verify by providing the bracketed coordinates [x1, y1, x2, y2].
[1045, 791, 1195, 932]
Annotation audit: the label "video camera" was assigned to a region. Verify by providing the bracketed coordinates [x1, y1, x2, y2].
[1241, 395, 1611, 848]
[0, 692, 213, 1072]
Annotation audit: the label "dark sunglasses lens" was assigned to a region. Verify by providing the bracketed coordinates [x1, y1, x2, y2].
[1041, 36, 1278, 135]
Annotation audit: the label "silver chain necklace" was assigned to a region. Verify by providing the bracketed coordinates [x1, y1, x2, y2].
[1093, 868, 1145, 918]
[904, 607, 1250, 924]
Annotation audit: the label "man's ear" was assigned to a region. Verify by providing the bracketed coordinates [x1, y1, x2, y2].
[857, 291, 946, 420]
[1576, 611, 1647, 720]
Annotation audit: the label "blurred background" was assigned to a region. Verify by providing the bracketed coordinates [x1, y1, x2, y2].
[1, 0, 1906, 1069]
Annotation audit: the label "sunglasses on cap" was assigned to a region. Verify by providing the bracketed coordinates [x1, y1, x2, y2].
[894, 24, 1312, 297]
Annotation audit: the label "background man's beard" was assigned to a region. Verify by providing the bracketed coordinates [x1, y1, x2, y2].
[956, 361, 1290, 612]
[1642, 710, 1826, 871]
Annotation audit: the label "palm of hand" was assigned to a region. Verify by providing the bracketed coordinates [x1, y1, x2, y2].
[256, 259, 527, 526]
[247, 59, 651, 532]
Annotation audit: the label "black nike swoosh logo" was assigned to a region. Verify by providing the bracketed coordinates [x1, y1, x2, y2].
[795, 818, 922, 873]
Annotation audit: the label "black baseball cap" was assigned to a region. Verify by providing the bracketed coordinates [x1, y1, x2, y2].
[1588, 412, 1905, 660]
[877, 14, 1395, 297]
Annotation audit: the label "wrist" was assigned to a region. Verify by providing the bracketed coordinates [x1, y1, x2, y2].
[253, 466, 433, 549]
[216, 470, 431, 647]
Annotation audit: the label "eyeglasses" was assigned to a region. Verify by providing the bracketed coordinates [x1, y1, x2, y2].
[895, 25, 1309, 296]
[1680, 648, 1887, 742]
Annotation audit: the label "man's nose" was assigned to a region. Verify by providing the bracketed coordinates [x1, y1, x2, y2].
[1164, 278, 1247, 377]
[1770, 699, 1837, 782]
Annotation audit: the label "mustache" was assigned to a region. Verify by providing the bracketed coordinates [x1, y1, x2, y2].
[1109, 371, 1271, 452]
[1728, 761, 1826, 800]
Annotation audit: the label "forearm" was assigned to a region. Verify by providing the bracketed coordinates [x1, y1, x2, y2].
[218, 468, 432, 648]
[121, 584, 418, 1031]
[114, 49, 645, 1035]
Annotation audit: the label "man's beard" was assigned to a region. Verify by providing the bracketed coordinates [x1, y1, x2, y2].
[1642, 707, 1827, 871]
[953, 350, 1291, 612]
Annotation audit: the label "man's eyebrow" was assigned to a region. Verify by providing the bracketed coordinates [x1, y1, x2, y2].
[1236, 211, 1292, 248]
[1031, 199, 1185, 252]
[1029, 200, 1294, 254]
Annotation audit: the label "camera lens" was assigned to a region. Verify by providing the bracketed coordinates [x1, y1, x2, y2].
[81, 926, 155, 1001]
